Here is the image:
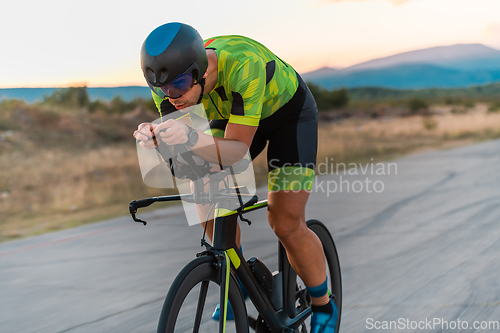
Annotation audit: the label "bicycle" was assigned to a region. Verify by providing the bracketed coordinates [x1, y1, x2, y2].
[129, 143, 342, 333]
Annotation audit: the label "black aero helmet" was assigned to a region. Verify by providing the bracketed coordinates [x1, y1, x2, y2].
[141, 22, 208, 99]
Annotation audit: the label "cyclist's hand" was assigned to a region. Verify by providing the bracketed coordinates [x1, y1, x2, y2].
[134, 122, 158, 149]
[155, 119, 189, 146]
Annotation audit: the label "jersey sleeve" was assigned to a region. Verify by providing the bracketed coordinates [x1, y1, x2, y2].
[227, 54, 266, 127]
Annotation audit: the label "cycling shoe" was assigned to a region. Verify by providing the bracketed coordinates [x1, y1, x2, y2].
[310, 299, 339, 333]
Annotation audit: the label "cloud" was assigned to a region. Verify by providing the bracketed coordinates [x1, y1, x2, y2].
[321, 0, 418, 5]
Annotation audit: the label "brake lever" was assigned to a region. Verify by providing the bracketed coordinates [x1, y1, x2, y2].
[237, 208, 252, 225]
[235, 195, 258, 225]
[129, 198, 157, 225]
[129, 204, 147, 225]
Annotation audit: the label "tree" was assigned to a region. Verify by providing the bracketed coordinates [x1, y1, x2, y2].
[407, 97, 429, 114]
[43, 86, 89, 108]
[307, 82, 349, 111]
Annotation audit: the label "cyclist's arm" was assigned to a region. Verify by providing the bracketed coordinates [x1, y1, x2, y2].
[154, 54, 265, 165]
[190, 55, 266, 165]
[186, 123, 256, 166]
[149, 110, 255, 166]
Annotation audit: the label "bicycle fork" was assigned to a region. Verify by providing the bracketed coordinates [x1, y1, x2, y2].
[209, 248, 236, 333]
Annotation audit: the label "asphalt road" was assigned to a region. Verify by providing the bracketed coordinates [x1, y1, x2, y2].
[1, 139, 500, 333]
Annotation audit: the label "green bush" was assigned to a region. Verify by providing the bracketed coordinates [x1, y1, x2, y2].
[307, 82, 349, 111]
[88, 100, 107, 113]
[43, 86, 89, 108]
[422, 117, 438, 130]
[463, 100, 475, 108]
[488, 101, 500, 113]
[451, 107, 468, 115]
[144, 98, 157, 113]
[444, 97, 459, 105]
[88, 97, 152, 115]
[329, 88, 349, 109]
[108, 96, 130, 114]
[407, 98, 429, 114]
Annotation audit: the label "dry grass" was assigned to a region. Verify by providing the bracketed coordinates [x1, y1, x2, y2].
[316, 103, 500, 165]
[1, 103, 500, 242]
[0, 144, 172, 241]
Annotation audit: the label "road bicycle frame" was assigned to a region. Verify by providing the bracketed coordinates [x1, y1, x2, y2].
[130, 192, 312, 333]
[210, 198, 312, 333]
[130, 144, 313, 332]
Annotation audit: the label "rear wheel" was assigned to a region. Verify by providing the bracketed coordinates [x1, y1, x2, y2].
[259, 220, 342, 333]
[307, 219, 342, 333]
[157, 255, 249, 333]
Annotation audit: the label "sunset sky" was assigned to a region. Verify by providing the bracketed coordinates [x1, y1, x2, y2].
[2, 0, 500, 88]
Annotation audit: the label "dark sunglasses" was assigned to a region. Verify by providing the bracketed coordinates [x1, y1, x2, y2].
[149, 72, 196, 99]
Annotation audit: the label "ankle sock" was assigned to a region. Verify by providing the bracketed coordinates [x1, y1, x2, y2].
[306, 278, 333, 314]
[311, 300, 333, 314]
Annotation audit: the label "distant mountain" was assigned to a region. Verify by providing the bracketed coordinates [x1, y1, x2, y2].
[300, 66, 341, 79]
[347, 44, 500, 71]
[302, 44, 500, 89]
[309, 63, 500, 89]
[0, 86, 151, 104]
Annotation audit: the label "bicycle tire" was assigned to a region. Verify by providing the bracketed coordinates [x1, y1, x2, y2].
[307, 219, 342, 333]
[157, 255, 249, 333]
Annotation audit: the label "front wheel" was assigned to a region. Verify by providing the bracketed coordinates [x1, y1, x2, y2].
[157, 255, 249, 333]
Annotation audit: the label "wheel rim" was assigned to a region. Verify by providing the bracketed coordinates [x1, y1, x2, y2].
[307, 220, 342, 333]
[158, 258, 248, 333]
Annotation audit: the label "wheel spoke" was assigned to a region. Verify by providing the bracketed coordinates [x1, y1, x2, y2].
[192, 280, 209, 333]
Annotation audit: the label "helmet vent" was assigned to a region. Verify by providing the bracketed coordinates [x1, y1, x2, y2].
[159, 69, 169, 84]
[146, 68, 156, 84]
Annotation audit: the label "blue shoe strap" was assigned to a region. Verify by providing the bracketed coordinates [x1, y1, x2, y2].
[311, 300, 338, 329]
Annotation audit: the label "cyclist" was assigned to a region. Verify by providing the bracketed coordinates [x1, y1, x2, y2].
[134, 22, 338, 332]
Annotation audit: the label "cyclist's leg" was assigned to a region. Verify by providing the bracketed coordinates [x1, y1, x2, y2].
[268, 95, 328, 286]
[263, 74, 338, 330]
[263, 73, 326, 287]
[268, 190, 326, 287]
[268, 190, 337, 331]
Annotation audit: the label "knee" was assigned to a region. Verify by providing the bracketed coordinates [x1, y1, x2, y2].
[268, 209, 306, 241]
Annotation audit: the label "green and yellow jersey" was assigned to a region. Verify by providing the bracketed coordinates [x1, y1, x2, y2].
[153, 35, 299, 126]
[151, 35, 317, 192]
